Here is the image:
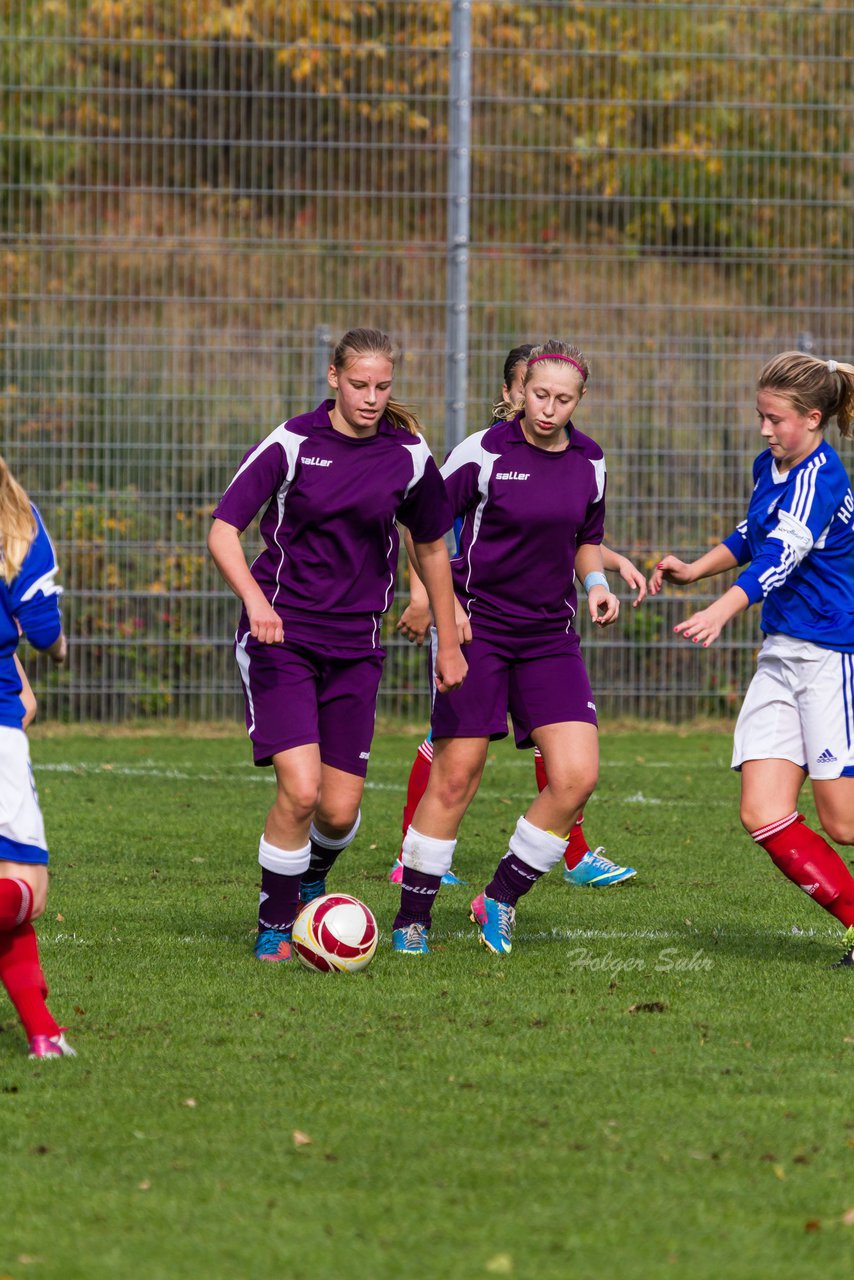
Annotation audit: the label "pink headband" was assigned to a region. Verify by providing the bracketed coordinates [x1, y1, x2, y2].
[527, 353, 587, 381]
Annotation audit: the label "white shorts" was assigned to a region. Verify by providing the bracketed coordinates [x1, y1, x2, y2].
[0, 726, 48, 864]
[732, 634, 854, 781]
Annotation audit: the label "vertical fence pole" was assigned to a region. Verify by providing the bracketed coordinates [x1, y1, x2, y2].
[314, 324, 333, 403]
[445, 0, 472, 455]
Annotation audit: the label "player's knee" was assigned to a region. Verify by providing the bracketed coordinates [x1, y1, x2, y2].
[315, 798, 360, 834]
[820, 815, 854, 847]
[431, 769, 479, 812]
[547, 765, 597, 811]
[275, 778, 321, 823]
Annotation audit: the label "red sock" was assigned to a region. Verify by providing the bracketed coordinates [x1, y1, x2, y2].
[399, 739, 433, 858]
[0, 878, 33, 930]
[752, 812, 854, 928]
[0, 922, 59, 1039]
[564, 815, 589, 871]
[532, 753, 588, 869]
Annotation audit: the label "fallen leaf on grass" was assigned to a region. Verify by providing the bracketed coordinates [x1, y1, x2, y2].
[485, 1255, 513, 1275]
[627, 1002, 668, 1014]
[292, 1130, 312, 1148]
[183, 1098, 197, 1108]
[55, 913, 64, 921]
[137, 1180, 151, 1191]
[804, 1220, 821, 1232]
[841, 1206, 854, 1226]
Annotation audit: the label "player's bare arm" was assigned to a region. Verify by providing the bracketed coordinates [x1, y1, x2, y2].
[13, 654, 37, 728]
[649, 543, 738, 595]
[576, 543, 620, 627]
[411, 535, 468, 691]
[673, 584, 750, 648]
[396, 537, 433, 645]
[602, 545, 646, 606]
[403, 527, 471, 646]
[207, 518, 283, 644]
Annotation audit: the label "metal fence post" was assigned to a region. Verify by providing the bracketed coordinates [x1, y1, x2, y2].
[445, 0, 472, 456]
[314, 324, 333, 403]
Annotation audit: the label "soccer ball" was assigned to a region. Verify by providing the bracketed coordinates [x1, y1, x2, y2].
[292, 893, 379, 973]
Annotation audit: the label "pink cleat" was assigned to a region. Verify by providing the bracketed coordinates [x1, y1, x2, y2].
[469, 892, 487, 925]
[28, 1031, 77, 1060]
[388, 860, 403, 884]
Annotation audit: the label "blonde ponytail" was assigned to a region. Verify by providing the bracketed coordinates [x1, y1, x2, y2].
[332, 327, 421, 435]
[0, 456, 37, 584]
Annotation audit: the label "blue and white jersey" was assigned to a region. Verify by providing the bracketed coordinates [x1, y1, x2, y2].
[0, 504, 63, 728]
[723, 442, 854, 653]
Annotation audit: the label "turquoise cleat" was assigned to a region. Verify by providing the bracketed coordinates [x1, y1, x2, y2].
[389, 860, 466, 887]
[392, 922, 430, 954]
[299, 877, 327, 904]
[470, 892, 515, 956]
[441, 869, 467, 886]
[254, 927, 292, 962]
[563, 847, 636, 888]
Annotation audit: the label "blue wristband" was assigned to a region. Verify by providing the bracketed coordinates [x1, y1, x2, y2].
[583, 571, 609, 594]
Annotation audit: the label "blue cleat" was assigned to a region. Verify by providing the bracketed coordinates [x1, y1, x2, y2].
[441, 869, 468, 886]
[299, 877, 326, 904]
[563, 847, 636, 888]
[470, 892, 515, 956]
[392, 923, 430, 954]
[254, 927, 292, 962]
[390, 861, 466, 886]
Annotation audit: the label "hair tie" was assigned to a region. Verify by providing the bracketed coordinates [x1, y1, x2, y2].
[826, 359, 838, 374]
[527, 353, 588, 381]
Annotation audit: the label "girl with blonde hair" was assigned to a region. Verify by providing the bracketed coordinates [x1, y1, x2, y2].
[209, 328, 467, 961]
[652, 352, 854, 966]
[0, 456, 72, 1057]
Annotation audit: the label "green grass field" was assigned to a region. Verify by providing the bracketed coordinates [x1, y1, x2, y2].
[3, 727, 854, 1279]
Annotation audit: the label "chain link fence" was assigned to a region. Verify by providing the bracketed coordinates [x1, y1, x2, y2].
[2, 1, 852, 723]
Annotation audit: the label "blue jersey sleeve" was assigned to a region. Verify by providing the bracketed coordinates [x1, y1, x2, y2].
[723, 520, 751, 565]
[10, 505, 63, 650]
[735, 451, 840, 606]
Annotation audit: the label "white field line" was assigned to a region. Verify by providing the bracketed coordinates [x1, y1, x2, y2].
[32, 761, 730, 805]
[38, 922, 843, 948]
[33, 757, 727, 773]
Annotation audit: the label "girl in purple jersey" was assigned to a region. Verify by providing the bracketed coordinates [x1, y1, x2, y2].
[392, 343, 644, 889]
[392, 340, 620, 956]
[209, 328, 467, 962]
[0, 456, 74, 1058]
[651, 352, 854, 967]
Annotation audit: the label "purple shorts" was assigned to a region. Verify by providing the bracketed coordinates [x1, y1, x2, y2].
[235, 628, 384, 776]
[430, 624, 598, 749]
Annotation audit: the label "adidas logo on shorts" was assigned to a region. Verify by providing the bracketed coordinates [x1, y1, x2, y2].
[816, 747, 837, 765]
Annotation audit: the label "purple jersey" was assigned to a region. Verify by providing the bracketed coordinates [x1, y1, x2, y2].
[443, 414, 606, 636]
[213, 400, 452, 654]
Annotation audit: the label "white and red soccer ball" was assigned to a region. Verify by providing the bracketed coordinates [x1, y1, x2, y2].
[292, 893, 378, 973]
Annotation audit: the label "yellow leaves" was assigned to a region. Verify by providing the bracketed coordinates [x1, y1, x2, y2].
[485, 1256, 513, 1275]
